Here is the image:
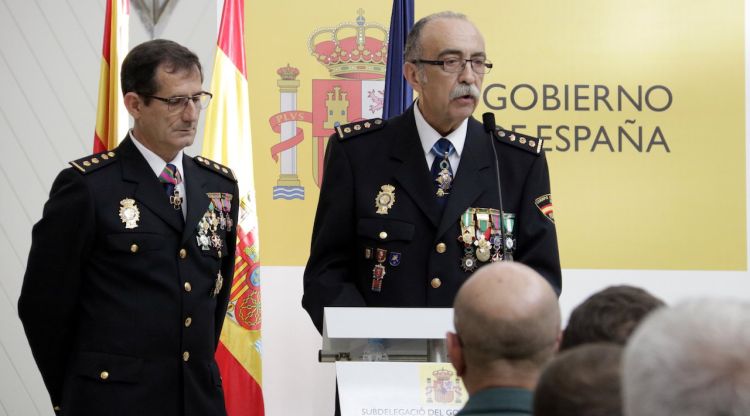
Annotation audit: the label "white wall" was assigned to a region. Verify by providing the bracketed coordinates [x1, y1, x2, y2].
[1, 1, 750, 416]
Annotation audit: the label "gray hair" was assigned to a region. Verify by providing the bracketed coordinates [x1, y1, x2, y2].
[403, 11, 468, 62]
[622, 298, 750, 416]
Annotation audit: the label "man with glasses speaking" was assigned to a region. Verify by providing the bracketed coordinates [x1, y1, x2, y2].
[303, 12, 561, 333]
[19, 39, 238, 416]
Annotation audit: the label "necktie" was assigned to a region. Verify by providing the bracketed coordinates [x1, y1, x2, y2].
[160, 163, 183, 211]
[430, 138, 454, 206]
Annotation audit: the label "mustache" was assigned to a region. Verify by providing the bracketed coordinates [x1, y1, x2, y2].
[449, 83, 481, 100]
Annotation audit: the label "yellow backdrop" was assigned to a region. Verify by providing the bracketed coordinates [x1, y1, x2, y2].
[244, 0, 746, 270]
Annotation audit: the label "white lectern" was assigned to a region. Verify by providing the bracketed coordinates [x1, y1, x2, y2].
[321, 307, 468, 416]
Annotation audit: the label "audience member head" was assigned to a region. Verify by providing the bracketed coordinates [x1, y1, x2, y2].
[534, 343, 623, 416]
[447, 262, 561, 393]
[623, 298, 750, 416]
[560, 285, 665, 351]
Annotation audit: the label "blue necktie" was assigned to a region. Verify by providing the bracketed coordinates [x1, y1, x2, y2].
[430, 138, 454, 207]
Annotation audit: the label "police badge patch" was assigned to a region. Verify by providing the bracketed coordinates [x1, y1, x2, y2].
[534, 194, 555, 223]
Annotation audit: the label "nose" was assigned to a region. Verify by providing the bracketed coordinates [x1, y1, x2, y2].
[457, 60, 477, 84]
[182, 99, 200, 122]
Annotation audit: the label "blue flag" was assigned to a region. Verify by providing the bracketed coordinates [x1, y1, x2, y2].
[382, 0, 414, 120]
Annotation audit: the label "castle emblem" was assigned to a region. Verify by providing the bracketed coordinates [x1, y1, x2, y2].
[269, 9, 388, 200]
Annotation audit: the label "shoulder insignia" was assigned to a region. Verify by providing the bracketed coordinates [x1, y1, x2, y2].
[494, 127, 543, 155]
[69, 150, 118, 174]
[336, 118, 386, 141]
[193, 156, 237, 182]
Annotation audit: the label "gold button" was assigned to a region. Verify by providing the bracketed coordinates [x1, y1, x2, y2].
[130, 244, 139, 253]
[379, 231, 388, 240]
[91, 158, 100, 164]
[184, 282, 192, 292]
[99, 371, 109, 380]
[108, 151, 115, 157]
[184, 316, 192, 327]
[83, 161, 91, 167]
[182, 351, 190, 362]
[53, 406, 61, 411]
[218, 250, 222, 258]
[436, 243, 447, 254]
[179, 249, 187, 259]
[431, 278, 442, 288]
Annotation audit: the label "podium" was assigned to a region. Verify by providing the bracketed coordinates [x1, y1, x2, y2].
[321, 307, 468, 415]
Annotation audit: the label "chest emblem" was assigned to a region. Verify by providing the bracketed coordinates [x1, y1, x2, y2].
[119, 198, 140, 229]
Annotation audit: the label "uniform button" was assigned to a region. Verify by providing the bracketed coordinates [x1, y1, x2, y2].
[184, 282, 192, 292]
[379, 231, 388, 240]
[99, 371, 109, 380]
[179, 248, 187, 258]
[431, 278, 442, 288]
[436, 243, 447, 253]
[184, 316, 192, 327]
[130, 244, 139, 253]
[183, 351, 190, 362]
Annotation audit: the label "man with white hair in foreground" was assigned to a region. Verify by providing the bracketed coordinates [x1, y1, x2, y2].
[622, 298, 750, 416]
[447, 262, 561, 415]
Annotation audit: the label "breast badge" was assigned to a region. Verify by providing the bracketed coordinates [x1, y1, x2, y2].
[119, 198, 140, 229]
[197, 192, 233, 253]
[375, 185, 396, 215]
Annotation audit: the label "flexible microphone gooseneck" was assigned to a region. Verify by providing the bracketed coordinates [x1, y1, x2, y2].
[482, 112, 513, 262]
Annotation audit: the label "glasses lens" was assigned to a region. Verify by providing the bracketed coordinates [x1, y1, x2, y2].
[198, 93, 211, 110]
[442, 58, 462, 73]
[471, 59, 491, 74]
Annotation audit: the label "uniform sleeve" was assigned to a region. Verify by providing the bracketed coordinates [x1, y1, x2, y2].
[302, 136, 366, 333]
[515, 152, 562, 294]
[215, 181, 240, 346]
[18, 168, 95, 410]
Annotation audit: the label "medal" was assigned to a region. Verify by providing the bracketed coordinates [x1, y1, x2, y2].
[475, 238, 492, 262]
[364, 247, 373, 259]
[211, 233, 223, 250]
[169, 189, 182, 210]
[119, 198, 140, 229]
[376, 248, 387, 263]
[388, 252, 401, 267]
[375, 185, 396, 215]
[212, 271, 224, 297]
[435, 159, 453, 197]
[460, 253, 478, 272]
[371, 264, 386, 292]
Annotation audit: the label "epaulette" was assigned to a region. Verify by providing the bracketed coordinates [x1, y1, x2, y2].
[335, 118, 386, 141]
[194, 155, 237, 182]
[494, 127, 543, 155]
[69, 150, 118, 174]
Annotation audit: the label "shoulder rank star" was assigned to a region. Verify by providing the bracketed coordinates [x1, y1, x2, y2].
[375, 184, 396, 214]
[119, 198, 140, 229]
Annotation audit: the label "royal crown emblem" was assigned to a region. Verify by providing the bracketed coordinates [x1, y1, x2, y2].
[308, 8, 388, 79]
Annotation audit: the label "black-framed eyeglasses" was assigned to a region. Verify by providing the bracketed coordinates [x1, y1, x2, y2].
[413, 58, 493, 74]
[143, 92, 213, 112]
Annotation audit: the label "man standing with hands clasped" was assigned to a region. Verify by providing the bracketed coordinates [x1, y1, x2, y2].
[19, 39, 239, 416]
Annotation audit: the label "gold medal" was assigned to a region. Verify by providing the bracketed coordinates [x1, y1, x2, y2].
[212, 271, 224, 297]
[119, 198, 140, 229]
[375, 185, 396, 215]
[475, 238, 492, 262]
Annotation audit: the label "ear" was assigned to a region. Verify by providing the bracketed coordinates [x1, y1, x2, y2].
[446, 332, 466, 377]
[403, 62, 423, 95]
[123, 92, 142, 120]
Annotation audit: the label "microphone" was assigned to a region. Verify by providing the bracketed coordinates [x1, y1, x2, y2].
[482, 112, 512, 262]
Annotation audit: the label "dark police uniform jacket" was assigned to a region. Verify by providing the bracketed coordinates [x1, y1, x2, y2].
[302, 106, 561, 332]
[18, 137, 239, 416]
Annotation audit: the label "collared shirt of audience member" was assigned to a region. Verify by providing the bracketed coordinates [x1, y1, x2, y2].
[559, 285, 665, 351]
[302, 10, 561, 334]
[18, 39, 238, 416]
[446, 262, 560, 416]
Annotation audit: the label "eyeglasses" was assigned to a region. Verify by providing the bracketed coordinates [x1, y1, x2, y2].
[413, 58, 493, 74]
[143, 92, 213, 112]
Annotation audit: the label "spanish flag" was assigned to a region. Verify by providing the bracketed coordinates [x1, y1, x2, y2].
[202, 0, 264, 414]
[93, 0, 129, 152]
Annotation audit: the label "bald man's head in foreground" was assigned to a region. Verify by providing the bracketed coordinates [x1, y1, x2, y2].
[447, 262, 561, 393]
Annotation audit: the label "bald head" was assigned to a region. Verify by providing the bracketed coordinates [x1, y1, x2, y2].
[454, 262, 561, 370]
